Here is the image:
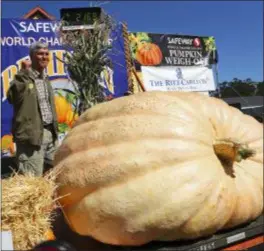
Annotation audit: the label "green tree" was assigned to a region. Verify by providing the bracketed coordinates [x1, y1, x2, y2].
[230, 82, 256, 96]
[219, 78, 257, 97]
[244, 78, 252, 83]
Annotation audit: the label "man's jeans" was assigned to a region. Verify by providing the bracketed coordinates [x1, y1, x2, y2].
[16, 128, 57, 176]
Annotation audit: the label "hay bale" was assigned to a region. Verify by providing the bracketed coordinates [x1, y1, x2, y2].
[1, 171, 58, 250]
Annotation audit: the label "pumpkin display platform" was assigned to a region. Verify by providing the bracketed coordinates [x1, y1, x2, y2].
[53, 91, 263, 247]
[52, 210, 263, 250]
[125, 215, 264, 251]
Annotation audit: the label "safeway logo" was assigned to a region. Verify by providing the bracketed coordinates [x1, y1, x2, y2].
[193, 38, 201, 47]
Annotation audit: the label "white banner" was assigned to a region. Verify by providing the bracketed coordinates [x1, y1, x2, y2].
[141, 66, 216, 92]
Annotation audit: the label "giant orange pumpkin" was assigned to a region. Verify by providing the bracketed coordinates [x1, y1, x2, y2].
[136, 42, 163, 66]
[54, 96, 73, 124]
[53, 91, 263, 246]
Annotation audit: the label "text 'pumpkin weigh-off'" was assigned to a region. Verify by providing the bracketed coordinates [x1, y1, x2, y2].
[53, 91, 263, 246]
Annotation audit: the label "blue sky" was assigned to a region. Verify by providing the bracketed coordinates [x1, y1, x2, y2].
[2, 0, 263, 82]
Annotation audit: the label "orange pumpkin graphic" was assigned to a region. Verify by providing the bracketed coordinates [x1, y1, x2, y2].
[136, 42, 163, 66]
[54, 96, 73, 124]
[1, 135, 15, 155]
[65, 110, 78, 128]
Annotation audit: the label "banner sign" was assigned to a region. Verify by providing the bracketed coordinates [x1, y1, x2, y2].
[1, 18, 128, 158]
[141, 66, 216, 92]
[129, 32, 217, 69]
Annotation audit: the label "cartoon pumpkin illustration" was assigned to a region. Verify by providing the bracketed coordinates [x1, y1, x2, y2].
[136, 42, 163, 66]
[1, 135, 15, 155]
[129, 32, 163, 66]
[54, 95, 73, 124]
[65, 110, 79, 128]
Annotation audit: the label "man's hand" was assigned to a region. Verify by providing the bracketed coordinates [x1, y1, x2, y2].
[21, 60, 32, 70]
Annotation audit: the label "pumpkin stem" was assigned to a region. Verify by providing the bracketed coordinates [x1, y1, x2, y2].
[213, 139, 256, 168]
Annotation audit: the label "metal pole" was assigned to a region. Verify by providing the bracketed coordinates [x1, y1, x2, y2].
[215, 63, 221, 98]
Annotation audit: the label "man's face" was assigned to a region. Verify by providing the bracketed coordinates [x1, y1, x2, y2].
[32, 48, 50, 70]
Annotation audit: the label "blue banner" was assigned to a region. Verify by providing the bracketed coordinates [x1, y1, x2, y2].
[1, 18, 128, 157]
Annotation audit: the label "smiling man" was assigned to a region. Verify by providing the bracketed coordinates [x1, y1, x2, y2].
[7, 42, 58, 176]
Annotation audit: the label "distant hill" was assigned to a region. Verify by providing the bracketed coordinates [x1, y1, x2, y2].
[210, 78, 264, 98]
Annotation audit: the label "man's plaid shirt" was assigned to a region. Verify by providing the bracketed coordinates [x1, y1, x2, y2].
[30, 68, 53, 125]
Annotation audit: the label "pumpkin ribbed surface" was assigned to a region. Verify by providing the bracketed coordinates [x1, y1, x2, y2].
[53, 91, 263, 246]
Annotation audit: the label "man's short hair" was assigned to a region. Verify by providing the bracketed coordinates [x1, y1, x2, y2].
[29, 42, 49, 57]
